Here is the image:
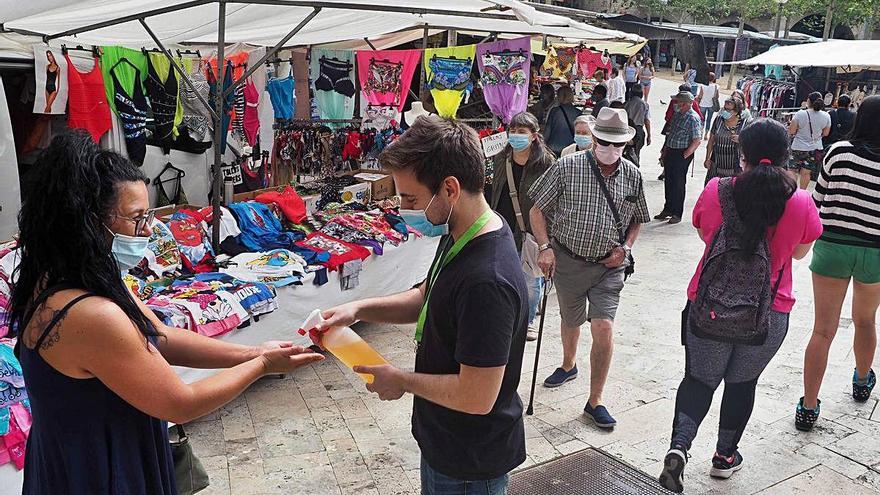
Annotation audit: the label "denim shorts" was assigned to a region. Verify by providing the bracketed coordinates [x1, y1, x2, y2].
[421, 457, 509, 495]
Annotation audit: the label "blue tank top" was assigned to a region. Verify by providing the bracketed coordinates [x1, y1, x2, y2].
[267, 71, 295, 120]
[18, 287, 176, 495]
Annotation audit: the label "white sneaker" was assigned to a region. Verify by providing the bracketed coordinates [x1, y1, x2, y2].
[526, 328, 538, 341]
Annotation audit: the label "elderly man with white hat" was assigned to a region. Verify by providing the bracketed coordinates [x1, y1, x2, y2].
[528, 107, 651, 429]
[656, 89, 702, 224]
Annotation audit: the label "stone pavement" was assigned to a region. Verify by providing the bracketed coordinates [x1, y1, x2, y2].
[186, 76, 880, 494]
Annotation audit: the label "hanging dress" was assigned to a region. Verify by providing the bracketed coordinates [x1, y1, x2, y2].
[65, 54, 112, 142]
[145, 55, 180, 154]
[180, 58, 212, 142]
[243, 78, 260, 147]
[267, 69, 295, 120]
[208, 60, 235, 153]
[109, 59, 149, 166]
[476, 37, 531, 124]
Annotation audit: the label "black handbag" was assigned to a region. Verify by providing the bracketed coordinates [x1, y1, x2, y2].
[586, 154, 636, 280]
[170, 424, 210, 495]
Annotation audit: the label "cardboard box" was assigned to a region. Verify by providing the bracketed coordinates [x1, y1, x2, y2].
[354, 170, 395, 200]
[154, 203, 203, 220]
[341, 182, 371, 205]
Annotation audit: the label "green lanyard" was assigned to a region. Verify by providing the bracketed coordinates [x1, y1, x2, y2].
[414, 210, 493, 343]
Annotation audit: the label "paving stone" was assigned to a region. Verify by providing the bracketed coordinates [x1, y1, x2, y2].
[185, 419, 227, 458]
[370, 466, 415, 495]
[221, 395, 256, 442]
[226, 437, 264, 480]
[757, 465, 877, 494]
[794, 442, 870, 480]
[337, 397, 373, 420]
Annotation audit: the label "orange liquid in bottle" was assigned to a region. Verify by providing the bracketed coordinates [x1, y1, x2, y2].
[322, 327, 388, 383]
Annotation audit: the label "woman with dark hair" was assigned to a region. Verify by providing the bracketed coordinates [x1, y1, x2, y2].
[659, 119, 822, 493]
[824, 94, 856, 148]
[10, 131, 323, 494]
[543, 86, 581, 156]
[789, 91, 831, 189]
[491, 111, 555, 341]
[527, 83, 556, 126]
[703, 97, 746, 183]
[44, 50, 60, 113]
[797, 95, 880, 432]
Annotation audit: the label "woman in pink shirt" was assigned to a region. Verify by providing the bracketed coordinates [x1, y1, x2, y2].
[659, 119, 822, 493]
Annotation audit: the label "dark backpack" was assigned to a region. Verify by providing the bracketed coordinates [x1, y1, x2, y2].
[688, 178, 783, 345]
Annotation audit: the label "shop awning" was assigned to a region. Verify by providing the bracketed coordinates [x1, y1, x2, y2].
[0, 0, 642, 48]
[731, 40, 880, 70]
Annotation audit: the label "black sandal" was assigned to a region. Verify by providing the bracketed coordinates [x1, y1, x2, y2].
[795, 397, 820, 432]
[853, 369, 876, 403]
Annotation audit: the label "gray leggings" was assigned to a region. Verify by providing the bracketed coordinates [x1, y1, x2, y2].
[671, 305, 789, 456]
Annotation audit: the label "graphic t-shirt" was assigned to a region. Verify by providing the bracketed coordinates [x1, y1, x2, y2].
[413, 218, 528, 481]
[688, 178, 823, 313]
[221, 249, 307, 287]
[295, 232, 371, 272]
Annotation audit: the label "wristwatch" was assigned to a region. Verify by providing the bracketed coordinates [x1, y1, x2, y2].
[621, 245, 632, 256]
[538, 243, 552, 252]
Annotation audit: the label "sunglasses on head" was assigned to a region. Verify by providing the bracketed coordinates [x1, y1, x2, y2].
[595, 138, 626, 148]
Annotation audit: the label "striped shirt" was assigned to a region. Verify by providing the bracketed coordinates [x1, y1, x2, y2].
[814, 141, 880, 244]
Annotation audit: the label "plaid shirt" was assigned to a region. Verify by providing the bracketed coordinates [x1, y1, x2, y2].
[665, 109, 701, 149]
[529, 151, 651, 260]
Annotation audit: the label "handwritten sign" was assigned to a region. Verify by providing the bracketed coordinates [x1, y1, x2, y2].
[481, 132, 508, 158]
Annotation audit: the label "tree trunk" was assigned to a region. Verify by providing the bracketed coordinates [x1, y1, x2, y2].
[823, 0, 835, 40]
[726, 18, 745, 90]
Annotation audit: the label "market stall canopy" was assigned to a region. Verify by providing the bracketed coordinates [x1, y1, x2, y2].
[0, 0, 642, 48]
[731, 40, 880, 70]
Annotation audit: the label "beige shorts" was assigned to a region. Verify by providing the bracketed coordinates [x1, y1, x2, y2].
[553, 241, 626, 327]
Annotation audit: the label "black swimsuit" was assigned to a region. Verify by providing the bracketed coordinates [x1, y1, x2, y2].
[314, 56, 356, 97]
[46, 66, 58, 93]
[109, 59, 149, 165]
[145, 57, 180, 154]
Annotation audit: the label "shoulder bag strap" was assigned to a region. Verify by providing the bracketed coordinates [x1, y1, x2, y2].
[504, 158, 527, 232]
[585, 152, 626, 245]
[562, 106, 575, 137]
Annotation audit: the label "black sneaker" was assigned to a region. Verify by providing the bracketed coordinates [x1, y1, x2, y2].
[853, 368, 876, 402]
[658, 447, 687, 493]
[709, 451, 743, 479]
[795, 397, 820, 432]
[654, 210, 672, 220]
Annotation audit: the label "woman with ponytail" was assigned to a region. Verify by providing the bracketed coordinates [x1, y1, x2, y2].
[10, 131, 323, 494]
[789, 91, 831, 189]
[659, 119, 822, 493]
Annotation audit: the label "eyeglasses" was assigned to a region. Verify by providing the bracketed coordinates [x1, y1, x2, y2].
[595, 138, 626, 148]
[114, 209, 156, 234]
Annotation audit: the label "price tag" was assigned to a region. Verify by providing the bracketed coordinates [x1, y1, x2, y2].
[481, 132, 508, 158]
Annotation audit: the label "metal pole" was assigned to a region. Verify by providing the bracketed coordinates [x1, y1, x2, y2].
[223, 7, 321, 98]
[211, 1, 227, 252]
[526, 280, 552, 416]
[138, 18, 219, 122]
[420, 25, 429, 99]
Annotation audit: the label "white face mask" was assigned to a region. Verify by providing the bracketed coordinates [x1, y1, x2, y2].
[106, 226, 149, 272]
[594, 143, 625, 164]
[399, 195, 454, 237]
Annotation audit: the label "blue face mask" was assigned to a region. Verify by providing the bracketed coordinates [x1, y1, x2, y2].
[718, 109, 733, 120]
[107, 227, 149, 272]
[574, 134, 593, 149]
[399, 195, 453, 237]
[507, 133, 532, 152]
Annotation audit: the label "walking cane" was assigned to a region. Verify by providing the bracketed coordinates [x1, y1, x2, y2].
[526, 277, 553, 416]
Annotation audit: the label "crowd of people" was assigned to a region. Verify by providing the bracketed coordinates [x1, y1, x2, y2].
[6, 59, 880, 495]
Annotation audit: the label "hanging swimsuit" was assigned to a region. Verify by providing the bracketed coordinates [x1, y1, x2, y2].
[314, 56, 356, 97]
[109, 59, 149, 166]
[364, 59, 403, 96]
[145, 56, 180, 153]
[267, 69, 295, 120]
[232, 83, 246, 143]
[46, 66, 58, 93]
[243, 78, 260, 147]
[64, 54, 112, 142]
[180, 60, 211, 141]
[553, 47, 576, 76]
[481, 51, 527, 87]
[155, 168, 189, 207]
[208, 61, 235, 153]
[427, 55, 472, 91]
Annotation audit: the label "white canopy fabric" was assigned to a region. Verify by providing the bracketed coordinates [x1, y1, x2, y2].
[732, 40, 880, 70]
[0, 0, 642, 49]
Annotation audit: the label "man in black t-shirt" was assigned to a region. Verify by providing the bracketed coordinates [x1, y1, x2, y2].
[317, 116, 528, 494]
